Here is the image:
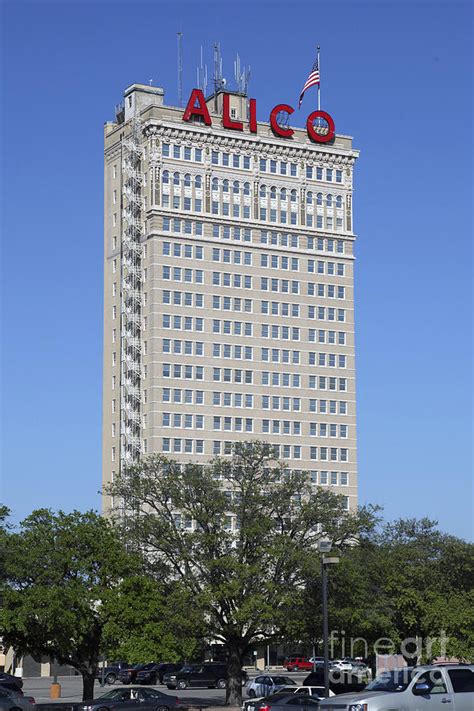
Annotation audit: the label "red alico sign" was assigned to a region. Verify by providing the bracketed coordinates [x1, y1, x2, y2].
[182, 89, 335, 144]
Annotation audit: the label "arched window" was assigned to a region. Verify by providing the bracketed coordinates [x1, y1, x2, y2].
[280, 188, 287, 201]
[291, 189, 297, 203]
[243, 182, 250, 196]
[270, 186, 277, 200]
[223, 179, 229, 193]
[162, 170, 169, 184]
[233, 180, 240, 194]
[260, 184, 267, 198]
[336, 195, 342, 209]
[326, 194, 333, 207]
[195, 175, 202, 189]
[212, 177, 219, 191]
[306, 191, 313, 205]
[316, 193, 323, 206]
[173, 172, 180, 186]
[184, 173, 191, 187]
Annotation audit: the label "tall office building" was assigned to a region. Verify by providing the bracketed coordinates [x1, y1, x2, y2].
[102, 83, 359, 512]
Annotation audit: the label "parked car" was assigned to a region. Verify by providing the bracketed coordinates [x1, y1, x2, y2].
[303, 669, 367, 695]
[155, 664, 183, 685]
[167, 662, 247, 690]
[95, 662, 130, 685]
[330, 660, 352, 672]
[243, 684, 335, 711]
[135, 664, 162, 685]
[0, 674, 23, 693]
[284, 658, 314, 672]
[0, 688, 35, 711]
[119, 664, 147, 685]
[244, 692, 320, 711]
[76, 686, 178, 711]
[246, 676, 296, 698]
[319, 665, 474, 711]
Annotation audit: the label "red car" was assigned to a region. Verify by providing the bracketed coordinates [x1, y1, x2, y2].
[284, 657, 313, 672]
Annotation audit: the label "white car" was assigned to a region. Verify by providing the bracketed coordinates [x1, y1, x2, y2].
[319, 665, 474, 711]
[331, 659, 353, 672]
[246, 675, 296, 699]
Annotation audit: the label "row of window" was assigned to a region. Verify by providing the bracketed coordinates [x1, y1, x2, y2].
[212, 272, 253, 288]
[162, 413, 205, 428]
[163, 291, 203, 307]
[211, 150, 252, 170]
[212, 343, 254, 360]
[162, 193, 203, 212]
[309, 260, 345, 276]
[159, 364, 350, 390]
[162, 143, 203, 162]
[162, 315, 204, 331]
[162, 265, 204, 283]
[212, 248, 253, 265]
[211, 151, 346, 184]
[162, 242, 203, 259]
[306, 166, 344, 183]
[113, 390, 349, 415]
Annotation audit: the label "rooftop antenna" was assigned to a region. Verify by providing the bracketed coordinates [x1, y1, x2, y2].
[213, 42, 225, 111]
[177, 32, 183, 107]
[197, 45, 208, 96]
[234, 53, 251, 94]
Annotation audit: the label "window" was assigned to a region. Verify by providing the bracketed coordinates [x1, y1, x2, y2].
[448, 669, 474, 693]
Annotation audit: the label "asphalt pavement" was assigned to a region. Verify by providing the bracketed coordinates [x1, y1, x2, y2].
[21, 672, 310, 706]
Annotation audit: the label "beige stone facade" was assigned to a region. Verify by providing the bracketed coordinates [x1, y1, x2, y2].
[102, 84, 359, 514]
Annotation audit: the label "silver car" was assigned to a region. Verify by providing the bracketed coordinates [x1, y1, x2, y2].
[0, 689, 35, 711]
[319, 665, 474, 711]
[246, 676, 296, 698]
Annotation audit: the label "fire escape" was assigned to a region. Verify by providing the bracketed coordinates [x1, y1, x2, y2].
[120, 111, 143, 467]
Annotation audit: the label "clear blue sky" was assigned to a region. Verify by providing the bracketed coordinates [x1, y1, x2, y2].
[1, 0, 472, 539]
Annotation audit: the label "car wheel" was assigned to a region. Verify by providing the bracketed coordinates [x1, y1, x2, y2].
[248, 690, 256, 698]
[293, 666, 299, 672]
[216, 678, 226, 690]
[97, 706, 109, 711]
[156, 706, 169, 711]
[105, 673, 116, 685]
[177, 680, 187, 690]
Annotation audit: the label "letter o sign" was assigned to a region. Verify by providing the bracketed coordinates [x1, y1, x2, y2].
[306, 111, 335, 144]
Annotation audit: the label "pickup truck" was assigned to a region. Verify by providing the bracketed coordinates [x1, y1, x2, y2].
[95, 661, 130, 685]
[319, 664, 474, 711]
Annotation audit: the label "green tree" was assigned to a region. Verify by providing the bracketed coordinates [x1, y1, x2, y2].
[108, 441, 378, 705]
[289, 518, 474, 667]
[103, 576, 206, 663]
[0, 509, 137, 700]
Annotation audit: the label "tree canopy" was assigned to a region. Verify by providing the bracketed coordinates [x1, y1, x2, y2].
[108, 441, 379, 704]
[0, 509, 137, 700]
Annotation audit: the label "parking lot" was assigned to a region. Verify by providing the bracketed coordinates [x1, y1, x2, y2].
[22, 672, 310, 706]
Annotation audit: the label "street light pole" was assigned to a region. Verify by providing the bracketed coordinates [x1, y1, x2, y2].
[318, 540, 339, 699]
[321, 557, 329, 698]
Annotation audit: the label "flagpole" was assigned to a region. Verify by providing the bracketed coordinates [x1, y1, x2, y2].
[317, 45, 321, 111]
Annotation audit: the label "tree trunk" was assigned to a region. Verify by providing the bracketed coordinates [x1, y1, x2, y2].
[226, 642, 244, 706]
[81, 668, 96, 701]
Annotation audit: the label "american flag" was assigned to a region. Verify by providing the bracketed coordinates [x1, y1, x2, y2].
[299, 58, 320, 108]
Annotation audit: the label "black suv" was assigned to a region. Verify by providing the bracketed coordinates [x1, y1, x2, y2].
[166, 663, 247, 690]
[156, 664, 183, 685]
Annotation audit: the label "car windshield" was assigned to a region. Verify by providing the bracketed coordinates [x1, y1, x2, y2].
[365, 669, 416, 692]
[133, 664, 146, 670]
[273, 677, 295, 685]
[140, 664, 156, 670]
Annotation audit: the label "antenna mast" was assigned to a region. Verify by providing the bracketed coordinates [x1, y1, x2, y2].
[177, 32, 183, 107]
